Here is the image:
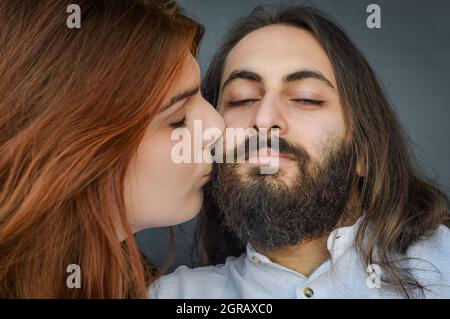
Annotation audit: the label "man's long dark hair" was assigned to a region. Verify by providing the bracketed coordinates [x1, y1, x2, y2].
[195, 5, 449, 297]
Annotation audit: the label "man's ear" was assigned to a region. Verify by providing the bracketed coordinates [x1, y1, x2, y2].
[356, 157, 367, 177]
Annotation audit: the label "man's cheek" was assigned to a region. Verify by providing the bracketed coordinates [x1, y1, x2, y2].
[309, 129, 343, 160]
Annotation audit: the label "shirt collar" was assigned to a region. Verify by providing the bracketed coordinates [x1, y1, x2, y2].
[326, 216, 363, 259]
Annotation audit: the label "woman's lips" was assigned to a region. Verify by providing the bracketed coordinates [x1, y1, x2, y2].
[200, 167, 212, 182]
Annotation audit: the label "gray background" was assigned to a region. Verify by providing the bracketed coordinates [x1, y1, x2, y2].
[136, 0, 450, 272]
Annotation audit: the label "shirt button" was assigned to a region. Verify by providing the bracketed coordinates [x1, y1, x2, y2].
[250, 256, 261, 263]
[303, 287, 314, 298]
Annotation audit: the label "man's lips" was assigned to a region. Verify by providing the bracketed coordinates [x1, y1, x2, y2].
[245, 150, 295, 163]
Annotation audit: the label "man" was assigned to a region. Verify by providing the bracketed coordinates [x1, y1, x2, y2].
[149, 5, 450, 298]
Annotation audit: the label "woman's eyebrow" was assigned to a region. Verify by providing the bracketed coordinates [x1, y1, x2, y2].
[161, 87, 199, 111]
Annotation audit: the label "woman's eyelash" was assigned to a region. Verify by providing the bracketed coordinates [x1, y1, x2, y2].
[170, 116, 186, 128]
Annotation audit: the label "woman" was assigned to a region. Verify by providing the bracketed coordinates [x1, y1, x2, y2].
[0, 0, 224, 298]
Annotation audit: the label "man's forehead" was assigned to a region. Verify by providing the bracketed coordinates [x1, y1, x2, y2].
[221, 25, 336, 87]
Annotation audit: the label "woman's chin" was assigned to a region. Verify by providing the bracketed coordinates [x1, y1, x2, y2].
[170, 191, 204, 225]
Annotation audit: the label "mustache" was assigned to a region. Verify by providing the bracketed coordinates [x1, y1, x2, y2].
[223, 135, 310, 164]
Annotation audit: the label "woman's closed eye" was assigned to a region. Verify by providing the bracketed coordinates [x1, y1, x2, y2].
[170, 116, 186, 128]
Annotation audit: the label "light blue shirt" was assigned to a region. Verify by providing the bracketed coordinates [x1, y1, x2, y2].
[149, 219, 450, 298]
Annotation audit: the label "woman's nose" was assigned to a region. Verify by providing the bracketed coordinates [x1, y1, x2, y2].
[200, 98, 225, 149]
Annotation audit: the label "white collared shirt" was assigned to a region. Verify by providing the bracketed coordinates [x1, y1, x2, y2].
[148, 219, 450, 298]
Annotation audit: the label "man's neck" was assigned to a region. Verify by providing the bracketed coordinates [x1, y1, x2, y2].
[259, 235, 330, 278]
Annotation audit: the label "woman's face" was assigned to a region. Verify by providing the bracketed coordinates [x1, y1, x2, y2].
[123, 54, 225, 233]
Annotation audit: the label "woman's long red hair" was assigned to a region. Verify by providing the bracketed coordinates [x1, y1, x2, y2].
[0, 0, 203, 298]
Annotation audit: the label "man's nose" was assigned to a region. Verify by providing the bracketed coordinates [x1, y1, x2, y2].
[252, 94, 287, 135]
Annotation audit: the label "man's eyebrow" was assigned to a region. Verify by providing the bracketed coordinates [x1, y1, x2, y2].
[161, 87, 199, 111]
[283, 69, 335, 90]
[221, 70, 263, 91]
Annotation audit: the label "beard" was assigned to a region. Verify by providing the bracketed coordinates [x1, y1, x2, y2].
[210, 136, 354, 251]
